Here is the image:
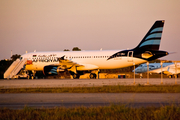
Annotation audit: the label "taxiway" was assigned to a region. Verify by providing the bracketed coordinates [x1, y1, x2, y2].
[0, 78, 180, 88]
[0, 93, 180, 109]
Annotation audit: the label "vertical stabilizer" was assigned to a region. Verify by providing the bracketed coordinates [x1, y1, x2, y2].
[135, 20, 165, 51]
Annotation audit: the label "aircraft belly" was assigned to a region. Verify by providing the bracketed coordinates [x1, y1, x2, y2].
[99, 58, 146, 69]
[77, 58, 146, 69]
[98, 59, 130, 69]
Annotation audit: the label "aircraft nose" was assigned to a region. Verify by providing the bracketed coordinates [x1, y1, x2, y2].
[132, 69, 137, 73]
[133, 68, 140, 73]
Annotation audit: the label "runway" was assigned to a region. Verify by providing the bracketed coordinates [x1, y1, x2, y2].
[0, 78, 180, 88]
[1, 78, 179, 109]
[0, 93, 179, 109]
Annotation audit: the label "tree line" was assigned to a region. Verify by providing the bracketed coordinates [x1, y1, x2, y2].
[64, 47, 81, 51]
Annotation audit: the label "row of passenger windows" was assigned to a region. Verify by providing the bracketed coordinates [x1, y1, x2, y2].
[65, 56, 110, 59]
[32, 57, 58, 60]
[31, 56, 110, 60]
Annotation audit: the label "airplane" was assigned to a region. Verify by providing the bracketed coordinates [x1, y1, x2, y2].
[19, 20, 168, 79]
[133, 62, 180, 78]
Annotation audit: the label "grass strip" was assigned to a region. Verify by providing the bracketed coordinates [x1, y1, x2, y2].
[0, 104, 180, 120]
[1, 85, 180, 93]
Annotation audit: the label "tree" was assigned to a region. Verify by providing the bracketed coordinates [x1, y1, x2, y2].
[72, 47, 81, 51]
[0, 60, 13, 79]
[64, 49, 70, 51]
[11, 54, 21, 61]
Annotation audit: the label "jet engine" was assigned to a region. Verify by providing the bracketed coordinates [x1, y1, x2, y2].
[43, 65, 65, 76]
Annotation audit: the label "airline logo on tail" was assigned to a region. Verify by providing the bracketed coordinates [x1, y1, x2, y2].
[136, 20, 164, 51]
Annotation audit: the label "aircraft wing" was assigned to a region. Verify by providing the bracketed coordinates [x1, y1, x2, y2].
[58, 56, 99, 70]
[57, 56, 83, 69]
[43, 56, 99, 76]
[149, 65, 180, 76]
[163, 67, 180, 75]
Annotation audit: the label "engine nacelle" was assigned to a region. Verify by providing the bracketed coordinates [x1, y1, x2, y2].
[43, 65, 65, 76]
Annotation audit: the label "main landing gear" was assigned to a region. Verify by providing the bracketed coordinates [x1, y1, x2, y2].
[71, 70, 99, 79]
[72, 74, 80, 79]
[72, 73, 97, 79]
[89, 73, 97, 79]
[73, 73, 97, 79]
[89, 69, 99, 79]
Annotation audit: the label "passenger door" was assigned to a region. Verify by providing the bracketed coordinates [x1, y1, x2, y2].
[127, 51, 133, 62]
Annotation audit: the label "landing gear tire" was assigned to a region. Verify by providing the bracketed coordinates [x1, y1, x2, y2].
[169, 75, 172, 78]
[90, 73, 97, 79]
[73, 74, 80, 79]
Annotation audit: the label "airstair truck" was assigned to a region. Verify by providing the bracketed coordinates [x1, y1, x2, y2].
[4, 58, 29, 79]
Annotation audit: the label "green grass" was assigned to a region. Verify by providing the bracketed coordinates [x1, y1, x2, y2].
[1, 85, 180, 93]
[0, 104, 180, 120]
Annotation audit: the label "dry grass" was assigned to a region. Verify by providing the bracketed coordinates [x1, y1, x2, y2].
[1, 85, 180, 93]
[0, 104, 180, 120]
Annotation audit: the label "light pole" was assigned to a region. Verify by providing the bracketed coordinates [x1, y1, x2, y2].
[172, 61, 180, 85]
[146, 62, 149, 85]
[175, 62, 177, 84]
[160, 61, 163, 84]
[133, 63, 135, 85]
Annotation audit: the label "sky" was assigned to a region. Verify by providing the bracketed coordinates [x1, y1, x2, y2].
[0, 0, 180, 61]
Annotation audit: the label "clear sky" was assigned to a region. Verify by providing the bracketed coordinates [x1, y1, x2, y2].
[0, 0, 180, 60]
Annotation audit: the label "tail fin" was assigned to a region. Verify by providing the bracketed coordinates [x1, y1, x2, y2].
[135, 20, 165, 51]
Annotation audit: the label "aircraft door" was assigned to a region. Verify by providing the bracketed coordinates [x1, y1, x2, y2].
[127, 51, 133, 62]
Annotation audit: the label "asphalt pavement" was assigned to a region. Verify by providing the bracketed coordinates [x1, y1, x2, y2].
[0, 78, 180, 88]
[0, 93, 180, 109]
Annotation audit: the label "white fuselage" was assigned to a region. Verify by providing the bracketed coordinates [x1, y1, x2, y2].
[134, 63, 180, 75]
[21, 50, 147, 71]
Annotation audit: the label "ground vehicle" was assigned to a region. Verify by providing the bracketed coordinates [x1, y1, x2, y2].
[13, 70, 29, 79]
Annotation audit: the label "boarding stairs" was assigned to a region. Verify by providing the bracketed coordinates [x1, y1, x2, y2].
[4, 58, 27, 79]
